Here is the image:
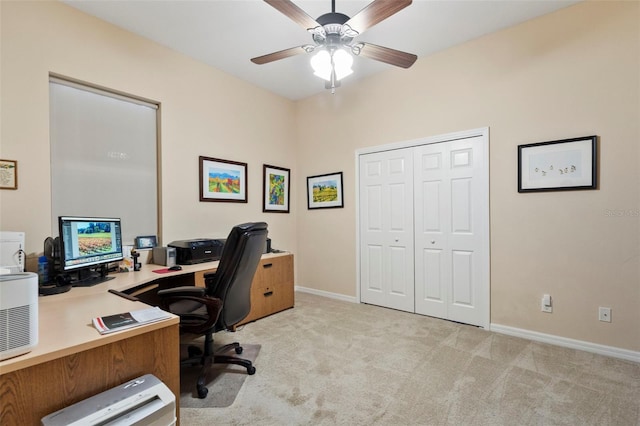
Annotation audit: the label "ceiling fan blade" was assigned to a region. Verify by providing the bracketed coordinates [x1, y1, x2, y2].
[344, 0, 412, 35]
[251, 46, 307, 65]
[264, 0, 321, 31]
[358, 43, 417, 68]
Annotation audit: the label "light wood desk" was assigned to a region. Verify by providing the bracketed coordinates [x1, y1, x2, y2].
[0, 261, 220, 426]
[0, 252, 293, 425]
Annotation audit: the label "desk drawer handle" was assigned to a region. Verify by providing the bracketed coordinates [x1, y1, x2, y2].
[263, 263, 273, 268]
[264, 290, 273, 297]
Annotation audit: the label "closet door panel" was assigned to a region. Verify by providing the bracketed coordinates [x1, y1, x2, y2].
[360, 149, 414, 313]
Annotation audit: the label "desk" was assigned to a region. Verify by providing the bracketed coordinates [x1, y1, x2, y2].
[0, 252, 293, 425]
[0, 261, 208, 426]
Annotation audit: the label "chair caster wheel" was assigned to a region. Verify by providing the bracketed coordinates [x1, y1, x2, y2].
[247, 365, 256, 375]
[197, 385, 208, 399]
[235, 346, 243, 354]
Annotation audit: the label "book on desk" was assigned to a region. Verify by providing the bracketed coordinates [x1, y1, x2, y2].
[92, 306, 171, 335]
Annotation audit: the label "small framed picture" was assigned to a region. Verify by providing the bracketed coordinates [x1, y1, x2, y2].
[0, 159, 18, 190]
[263, 164, 290, 213]
[307, 172, 344, 209]
[518, 136, 597, 193]
[199, 156, 247, 202]
[135, 235, 157, 250]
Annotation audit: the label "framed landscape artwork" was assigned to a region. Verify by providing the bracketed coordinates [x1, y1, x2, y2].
[518, 135, 597, 193]
[263, 164, 290, 213]
[307, 172, 344, 209]
[199, 156, 247, 202]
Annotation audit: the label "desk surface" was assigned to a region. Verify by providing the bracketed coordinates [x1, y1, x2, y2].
[0, 252, 288, 375]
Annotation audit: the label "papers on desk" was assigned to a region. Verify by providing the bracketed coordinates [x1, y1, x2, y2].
[92, 306, 171, 335]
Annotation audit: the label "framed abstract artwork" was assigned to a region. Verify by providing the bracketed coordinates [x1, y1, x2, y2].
[307, 172, 344, 209]
[518, 136, 597, 193]
[263, 164, 290, 213]
[199, 156, 247, 202]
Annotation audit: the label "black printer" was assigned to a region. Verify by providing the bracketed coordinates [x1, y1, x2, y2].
[168, 239, 225, 265]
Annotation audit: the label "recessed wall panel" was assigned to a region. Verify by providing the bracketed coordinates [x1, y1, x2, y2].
[389, 246, 408, 296]
[421, 153, 441, 171]
[366, 185, 382, 231]
[422, 181, 441, 232]
[451, 148, 473, 168]
[452, 250, 473, 306]
[366, 245, 383, 292]
[451, 178, 472, 233]
[367, 161, 382, 177]
[423, 248, 443, 301]
[390, 183, 407, 231]
[389, 157, 406, 175]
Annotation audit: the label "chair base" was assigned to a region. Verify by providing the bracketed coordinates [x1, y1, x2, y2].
[183, 334, 256, 399]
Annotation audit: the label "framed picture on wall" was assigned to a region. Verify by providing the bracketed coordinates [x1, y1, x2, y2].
[263, 164, 291, 213]
[0, 159, 18, 190]
[199, 156, 247, 202]
[518, 135, 597, 192]
[307, 172, 344, 209]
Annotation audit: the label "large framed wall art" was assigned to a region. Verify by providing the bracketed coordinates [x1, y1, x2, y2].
[263, 164, 291, 213]
[307, 172, 344, 209]
[518, 135, 597, 193]
[199, 156, 247, 202]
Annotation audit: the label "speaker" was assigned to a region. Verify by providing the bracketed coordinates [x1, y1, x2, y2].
[152, 247, 176, 267]
[0, 272, 38, 361]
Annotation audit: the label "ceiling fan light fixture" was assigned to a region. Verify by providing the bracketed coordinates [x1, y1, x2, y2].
[310, 49, 332, 80]
[333, 48, 354, 80]
[310, 48, 353, 82]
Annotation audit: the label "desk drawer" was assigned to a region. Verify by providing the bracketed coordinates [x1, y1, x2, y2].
[239, 254, 294, 325]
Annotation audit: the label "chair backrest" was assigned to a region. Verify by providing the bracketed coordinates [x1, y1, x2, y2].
[207, 222, 268, 329]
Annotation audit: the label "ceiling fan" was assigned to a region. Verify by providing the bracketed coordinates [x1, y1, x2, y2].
[251, 0, 417, 92]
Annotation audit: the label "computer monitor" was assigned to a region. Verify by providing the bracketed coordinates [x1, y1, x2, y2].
[58, 216, 123, 286]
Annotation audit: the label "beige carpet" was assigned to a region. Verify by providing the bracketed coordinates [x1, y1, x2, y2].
[181, 292, 640, 425]
[179, 343, 261, 408]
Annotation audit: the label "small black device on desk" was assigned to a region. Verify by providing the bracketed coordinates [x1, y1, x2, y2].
[168, 239, 225, 265]
[168, 265, 182, 271]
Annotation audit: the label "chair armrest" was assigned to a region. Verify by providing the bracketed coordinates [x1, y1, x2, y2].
[157, 286, 205, 297]
[157, 287, 222, 334]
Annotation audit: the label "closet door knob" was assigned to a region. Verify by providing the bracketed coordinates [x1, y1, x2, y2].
[431, 240, 436, 244]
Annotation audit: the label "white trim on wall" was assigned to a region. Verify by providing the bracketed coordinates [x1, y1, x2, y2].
[491, 323, 640, 363]
[295, 285, 359, 304]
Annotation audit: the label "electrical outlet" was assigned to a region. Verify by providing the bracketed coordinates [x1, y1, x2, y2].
[541, 294, 552, 313]
[598, 307, 611, 322]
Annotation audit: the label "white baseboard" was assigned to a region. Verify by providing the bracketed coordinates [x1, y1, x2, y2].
[295, 286, 359, 304]
[491, 323, 640, 363]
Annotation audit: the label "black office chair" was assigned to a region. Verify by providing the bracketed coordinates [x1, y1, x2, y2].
[158, 222, 268, 399]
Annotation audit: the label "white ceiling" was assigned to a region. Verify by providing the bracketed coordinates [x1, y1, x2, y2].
[62, 0, 580, 101]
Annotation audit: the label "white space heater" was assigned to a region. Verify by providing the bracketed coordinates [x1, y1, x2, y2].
[0, 272, 39, 360]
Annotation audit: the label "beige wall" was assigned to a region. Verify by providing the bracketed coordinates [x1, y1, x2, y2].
[0, 1, 298, 261]
[1, 1, 638, 353]
[295, 1, 640, 351]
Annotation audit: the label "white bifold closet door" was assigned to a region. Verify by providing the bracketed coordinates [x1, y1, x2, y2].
[359, 148, 415, 313]
[359, 136, 488, 327]
[413, 137, 486, 326]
